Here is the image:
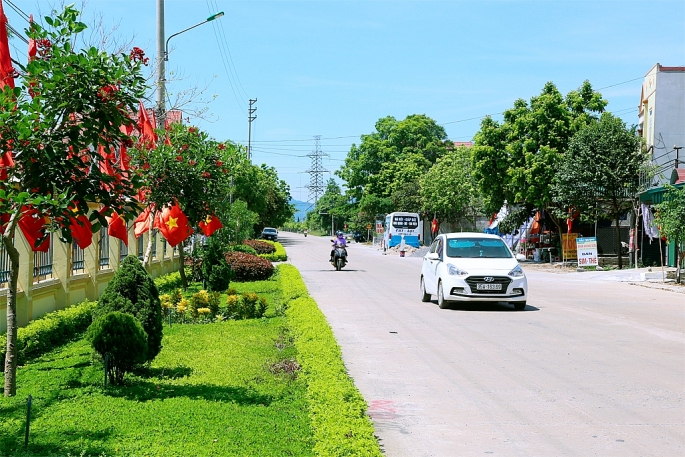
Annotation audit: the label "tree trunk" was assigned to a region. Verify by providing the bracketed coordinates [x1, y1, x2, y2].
[677, 240, 683, 285]
[142, 211, 156, 266]
[546, 207, 563, 263]
[615, 213, 623, 270]
[178, 245, 188, 290]
[3, 217, 20, 397]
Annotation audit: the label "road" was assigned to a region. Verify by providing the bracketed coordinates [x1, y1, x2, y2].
[280, 232, 685, 457]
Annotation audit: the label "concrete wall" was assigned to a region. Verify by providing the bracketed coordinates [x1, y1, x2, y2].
[0, 226, 180, 334]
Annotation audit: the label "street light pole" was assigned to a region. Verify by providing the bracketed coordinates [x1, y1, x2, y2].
[155, 1, 224, 129]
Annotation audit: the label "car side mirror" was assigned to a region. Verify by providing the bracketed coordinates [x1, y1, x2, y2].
[426, 252, 439, 260]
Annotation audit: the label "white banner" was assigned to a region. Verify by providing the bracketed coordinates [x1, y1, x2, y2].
[576, 237, 598, 267]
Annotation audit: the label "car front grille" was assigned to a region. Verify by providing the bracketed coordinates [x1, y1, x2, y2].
[465, 276, 512, 294]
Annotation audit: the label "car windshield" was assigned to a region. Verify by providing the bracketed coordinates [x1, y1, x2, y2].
[263, 228, 277, 234]
[445, 238, 512, 258]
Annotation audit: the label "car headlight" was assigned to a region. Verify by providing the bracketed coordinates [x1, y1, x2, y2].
[508, 265, 524, 277]
[447, 264, 468, 276]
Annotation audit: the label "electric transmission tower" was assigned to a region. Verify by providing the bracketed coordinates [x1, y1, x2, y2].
[305, 135, 328, 204]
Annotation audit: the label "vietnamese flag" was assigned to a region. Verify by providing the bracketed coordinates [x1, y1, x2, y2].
[137, 100, 157, 149]
[19, 207, 49, 252]
[134, 206, 152, 238]
[69, 214, 93, 250]
[27, 15, 36, 61]
[154, 203, 190, 247]
[198, 214, 223, 237]
[0, 1, 15, 181]
[107, 211, 128, 246]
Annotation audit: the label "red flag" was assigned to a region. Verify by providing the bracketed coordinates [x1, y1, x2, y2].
[107, 211, 128, 246]
[18, 207, 49, 252]
[27, 14, 36, 61]
[0, 1, 16, 90]
[134, 206, 151, 238]
[137, 100, 157, 148]
[431, 217, 439, 235]
[69, 214, 93, 250]
[198, 214, 223, 237]
[154, 202, 190, 247]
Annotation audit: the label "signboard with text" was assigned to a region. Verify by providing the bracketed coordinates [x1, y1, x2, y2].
[576, 237, 598, 267]
[562, 233, 578, 259]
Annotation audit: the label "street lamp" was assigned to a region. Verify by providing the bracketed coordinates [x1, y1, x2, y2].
[164, 12, 225, 62]
[155, 7, 224, 128]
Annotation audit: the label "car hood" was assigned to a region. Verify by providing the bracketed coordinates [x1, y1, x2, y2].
[442, 257, 521, 275]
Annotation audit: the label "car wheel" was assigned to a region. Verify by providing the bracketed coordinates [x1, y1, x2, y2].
[437, 281, 449, 309]
[420, 277, 431, 302]
[512, 301, 526, 311]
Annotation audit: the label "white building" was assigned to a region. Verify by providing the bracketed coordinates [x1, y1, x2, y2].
[638, 64, 685, 185]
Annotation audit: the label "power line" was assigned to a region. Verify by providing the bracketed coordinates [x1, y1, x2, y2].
[305, 135, 329, 205]
[210, 0, 250, 101]
[6, 0, 30, 23]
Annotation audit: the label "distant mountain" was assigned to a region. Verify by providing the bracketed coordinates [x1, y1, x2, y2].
[290, 199, 313, 222]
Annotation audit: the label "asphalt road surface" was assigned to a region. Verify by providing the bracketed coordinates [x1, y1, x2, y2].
[280, 232, 684, 457]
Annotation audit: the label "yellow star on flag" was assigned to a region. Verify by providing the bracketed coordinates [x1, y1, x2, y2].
[165, 216, 178, 230]
[205, 215, 213, 224]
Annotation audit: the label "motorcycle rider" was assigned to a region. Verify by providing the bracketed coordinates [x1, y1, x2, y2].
[330, 231, 348, 263]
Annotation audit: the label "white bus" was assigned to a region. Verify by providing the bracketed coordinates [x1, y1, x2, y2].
[384, 212, 422, 248]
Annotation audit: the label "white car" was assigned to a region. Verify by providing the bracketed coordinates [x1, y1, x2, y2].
[420, 233, 528, 310]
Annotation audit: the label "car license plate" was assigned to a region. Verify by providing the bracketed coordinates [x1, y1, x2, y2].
[476, 283, 501, 291]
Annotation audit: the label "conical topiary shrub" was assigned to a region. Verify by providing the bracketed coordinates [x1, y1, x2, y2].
[92, 255, 163, 362]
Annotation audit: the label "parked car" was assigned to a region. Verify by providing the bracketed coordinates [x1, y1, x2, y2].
[420, 232, 528, 310]
[353, 231, 366, 243]
[261, 227, 278, 241]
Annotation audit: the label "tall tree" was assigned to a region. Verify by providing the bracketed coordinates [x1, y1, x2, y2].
[472, 81, 607, 234]
[420, 146, 481, 225]
[551, 113, 647, 269]
[0, 6, 147, 396]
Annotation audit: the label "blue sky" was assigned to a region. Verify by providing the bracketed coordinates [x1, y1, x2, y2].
[5, 0, 685, 201]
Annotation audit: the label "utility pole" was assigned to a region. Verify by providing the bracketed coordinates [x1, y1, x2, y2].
[156, 0, 165, 129]
[305, 135, 328, 205]
[248, 98, 257, 161]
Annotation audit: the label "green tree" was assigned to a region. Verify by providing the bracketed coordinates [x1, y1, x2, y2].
[472, 81, 607, 232]
[0, 7, 147, 396]
[551, 113, 646, 269]
[131, 123, 232, 288]
[420, 146, 481, 225]
[654, 184, 685, 283]
[308, 179, 350, 235]
[93, 256, 163, 362]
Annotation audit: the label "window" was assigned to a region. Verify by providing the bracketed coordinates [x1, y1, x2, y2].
[72, 243, 85, 275]
[446, 238, 512, 259]
[33, 234, 53, 283]
[120, 238, 128, 263]
[137, 236, 144, 260]
[151, 232, 157, 260]
[0, 239, 12, 288]
[162, 238, 167, 258]
[99, 226, 110, 269]
[173, 243, 178, 256]
[429, 239, 439, 254]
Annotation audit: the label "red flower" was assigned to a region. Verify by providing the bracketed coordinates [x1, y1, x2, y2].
[97, 84, 119, 101]
[142, 163, 151, 170]
[181, 144, 189, 151]
[217, 144, 226, 150]
[36, 39, 52, 58]
[188, 127, 197, 134]
[215, 160, 223, 167]
[188, 160, 196, 166]
[222, 168, 228, 174]
[202, 171, 211, 178]
[175, 155, 183, 162]
[130, 47, 150, 65]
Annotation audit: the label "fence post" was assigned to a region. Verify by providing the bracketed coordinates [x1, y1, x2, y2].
[24, 394, 32, 447]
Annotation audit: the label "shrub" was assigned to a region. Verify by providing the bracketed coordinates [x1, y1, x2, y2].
[208, 291, 222, 317]
[154, 271, 183, 294]
[259, 241, 287, 262]
[201, 238, 233, 291]
[231, 244, 258, 256]
[208, 260, 232, 292]
[278, 264, 383, 456]
[189, 290, 210, 320]
[87, 311, 148, 385]
[93, 255, 163, 362]
[0, 300, 96, 365]
[243, 239, 276, 255]
[224, 252, 274, 281]
[226, 287, 238, 296]
[220, 292, 268, 320]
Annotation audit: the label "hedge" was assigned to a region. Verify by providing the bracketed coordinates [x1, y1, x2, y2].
[1, 300, 97, 365]
[154, 270, 183, 293]
[243, 239, 276, 255]
[224, 252, 275, 281]
[278, 264, 382, 456]
[259, 241, 287, 262]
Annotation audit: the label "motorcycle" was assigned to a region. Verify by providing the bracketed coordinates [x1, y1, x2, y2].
[331, 240, 347, 271]
[304, 230, 308, 237]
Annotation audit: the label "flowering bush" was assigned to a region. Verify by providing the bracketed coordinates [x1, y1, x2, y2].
[221, 292, 268, 320]
[189, 290, 210, 319]
[243, 240, 276, 255]
[224, 252, 274, 281]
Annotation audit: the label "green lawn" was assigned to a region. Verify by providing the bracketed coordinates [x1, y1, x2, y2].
[1, 280, 313, 456]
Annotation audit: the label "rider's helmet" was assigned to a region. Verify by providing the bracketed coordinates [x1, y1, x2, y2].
[336, 230, 344, 236]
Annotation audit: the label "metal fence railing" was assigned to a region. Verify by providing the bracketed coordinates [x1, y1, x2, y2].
[120, 238, 128, 263]
[0, 239, 12, 288]
[72, 243, 85, 275]
[33, 234, 53, 283]
[99, 226, 110, 269]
